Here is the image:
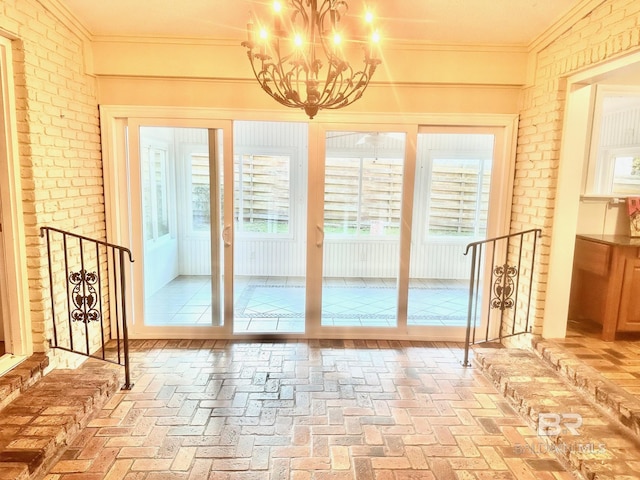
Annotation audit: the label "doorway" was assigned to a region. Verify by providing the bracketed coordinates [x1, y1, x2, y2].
[0, 35, 31, 367]
[127, 121, 233, 338]
[103, 108, 517, 340]
[232, 121, 308, 334]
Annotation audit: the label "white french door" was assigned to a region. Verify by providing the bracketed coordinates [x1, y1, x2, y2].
[232, 121, 308, 334]
[127, 120, 233, 338]
[407, 127, 502, 338]
[107, 110, 516, 340]
[314, 128, 407, 333]
[305, 124, 510, 339]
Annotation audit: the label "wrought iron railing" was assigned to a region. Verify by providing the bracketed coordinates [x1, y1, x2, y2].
[40, 226, 134, 389]
[462, 228, 542, 366]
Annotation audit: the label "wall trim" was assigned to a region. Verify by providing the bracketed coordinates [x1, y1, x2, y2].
[100, 104, 520, 128]
[0, 36, 33, 356]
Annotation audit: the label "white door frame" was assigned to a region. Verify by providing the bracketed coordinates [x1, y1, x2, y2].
[0, 35, 32, 366]
[101, 106, 518, 340]
[543, 50, 640, 338]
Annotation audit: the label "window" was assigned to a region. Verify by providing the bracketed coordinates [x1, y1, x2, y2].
[593, 152, 640, 196]
[427, 157, 491, 237]
[324, 156, 403, 236]
[141, 145, 170, 241]
[190, 153, 210, 231]
[234, 153, 291, 234]
[587, 87, 640, 196]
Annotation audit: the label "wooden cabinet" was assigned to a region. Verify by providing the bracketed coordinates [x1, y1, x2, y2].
[569, 234, 640, 341]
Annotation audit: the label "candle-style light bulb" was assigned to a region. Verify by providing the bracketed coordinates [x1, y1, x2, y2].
[370, 30, 380, 59]
[365, 11, 374, 24]
[247, 18, 255, 44]
[273, 1, 282, 32]
[259, 27, 269, 56]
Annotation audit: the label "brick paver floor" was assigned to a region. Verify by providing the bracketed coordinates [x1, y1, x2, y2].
[551, 319, 640, 397]
[43, 340, 576, 480]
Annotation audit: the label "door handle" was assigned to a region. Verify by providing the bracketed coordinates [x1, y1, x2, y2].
[222, 225, 231, 246]
[316, 225, 324, 247]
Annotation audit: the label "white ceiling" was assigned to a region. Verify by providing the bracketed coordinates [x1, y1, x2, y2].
[57, 0, 584, 46]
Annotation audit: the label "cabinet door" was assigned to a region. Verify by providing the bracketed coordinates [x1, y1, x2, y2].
[617, 256, 640, 331]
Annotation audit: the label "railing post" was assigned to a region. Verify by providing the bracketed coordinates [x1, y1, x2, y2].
[463, 245, 478, 367]
[525, 230, 541, 333]
[42, 228, 58, 348]
[119, 250, 133, 390]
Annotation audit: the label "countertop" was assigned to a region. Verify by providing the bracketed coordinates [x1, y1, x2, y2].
[577, 233, 640, 247]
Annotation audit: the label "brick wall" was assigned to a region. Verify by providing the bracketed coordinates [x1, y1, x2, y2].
[513, 0, 640, 333]
[0, 0, 104, 353]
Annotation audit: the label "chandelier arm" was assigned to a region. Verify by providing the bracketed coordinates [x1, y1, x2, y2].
[319, 66, 371, 109]
[317, 56, 357, 107]
[259, 61, 300, 108]
[323, 68, 377, 110]
[270, 39, 297, 105]
[318, 62, 342, 105]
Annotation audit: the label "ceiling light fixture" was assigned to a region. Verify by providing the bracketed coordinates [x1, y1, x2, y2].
[242, 0, 381, 119]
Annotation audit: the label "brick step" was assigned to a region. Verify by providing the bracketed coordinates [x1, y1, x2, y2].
[0, 355, 49, 413]
[474, 346, 640, 480]
[0, 359, 120, 480]
[531, 337, 640, 442]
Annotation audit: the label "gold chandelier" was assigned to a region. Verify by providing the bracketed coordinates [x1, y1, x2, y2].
[242, 0, 381, 119]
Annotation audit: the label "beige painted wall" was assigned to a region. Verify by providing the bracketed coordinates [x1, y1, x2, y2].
[577, 199, 629, 234]
[96, 77, 522, 115]
[93, 39, 527, 114]
[91, 39, 528, 85]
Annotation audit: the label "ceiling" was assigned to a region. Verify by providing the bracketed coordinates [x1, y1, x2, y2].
[57, 0, 584, 46]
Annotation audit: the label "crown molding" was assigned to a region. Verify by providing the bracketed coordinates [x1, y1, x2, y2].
[38, 0, 92, 41]
[528, 0, 608, 53]
[91, 35, 238, 47]
[91, 34, 528, 55]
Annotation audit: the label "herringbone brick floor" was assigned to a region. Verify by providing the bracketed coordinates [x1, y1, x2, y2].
[43, 340, 575, 480]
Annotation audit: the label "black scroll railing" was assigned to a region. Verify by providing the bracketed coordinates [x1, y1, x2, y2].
[462, 228, 542, 367]
[40, 226, 134, 389]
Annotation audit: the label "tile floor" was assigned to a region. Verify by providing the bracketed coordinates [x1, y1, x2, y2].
[145, 276, 469, 333]
[43, 339, 577, 480]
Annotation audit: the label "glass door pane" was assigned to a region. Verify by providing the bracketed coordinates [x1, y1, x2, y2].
[408, 132, 494, 326]
[232, 121, 307, 334]
[141, 126, 225, 328]
[321, 131, 405, 327]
